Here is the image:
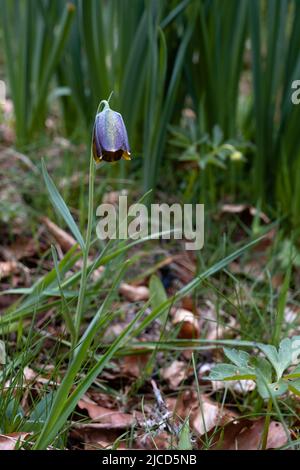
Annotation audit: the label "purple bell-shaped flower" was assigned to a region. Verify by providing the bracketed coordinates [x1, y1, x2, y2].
[92, 100, 131, 163]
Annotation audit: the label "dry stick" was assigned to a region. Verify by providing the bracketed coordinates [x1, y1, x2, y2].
[151, 379, 166, 410]
[151, 380, 179, 437]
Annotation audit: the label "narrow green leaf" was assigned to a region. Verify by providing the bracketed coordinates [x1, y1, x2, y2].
[273, 266, 291, 346]
[51, 245, 76, 343]
[284, 363, 300, 379]
[134, 236, 265, 336]
[0, 340, 6, 364]
[42, 159, 85, 251]
[34, 304, 145, 449]
[288, 379, 300, 397]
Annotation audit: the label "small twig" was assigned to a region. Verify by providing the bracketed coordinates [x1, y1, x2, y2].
[150, 380, 179, 436]
[151, 379, 165, 411]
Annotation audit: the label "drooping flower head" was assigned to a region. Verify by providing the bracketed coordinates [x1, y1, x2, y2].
[92, 100, 131, 163]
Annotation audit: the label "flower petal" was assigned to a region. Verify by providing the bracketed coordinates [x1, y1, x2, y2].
[92, 104, 131, 164]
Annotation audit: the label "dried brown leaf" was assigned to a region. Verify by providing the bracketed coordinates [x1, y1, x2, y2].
[122, 353, 150, 378]
[191, 397, 236, 436]
[229, 259, 266, 280]
[78, 398, 142, 429]
[170, 391, 236, 437]
[119, 283, 149, 302]
[1, 237, 37, 262]
[0, 433, 30, 450]
[200, 300, 236, 341]
[161, 361, 187, 389]
[212, 418, 288, 450]
[172, 308, 200, 339]
[42, 216, 77, 252]
[221, 204, 270, 224]
[0, 261, 18, 278]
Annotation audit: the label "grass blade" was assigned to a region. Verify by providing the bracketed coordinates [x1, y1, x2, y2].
[42, 159, 85, 251]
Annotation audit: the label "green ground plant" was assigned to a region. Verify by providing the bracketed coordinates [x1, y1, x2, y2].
[0, 0, 300, 451]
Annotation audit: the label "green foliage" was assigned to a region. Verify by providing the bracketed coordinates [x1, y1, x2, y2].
[1, 0, 300, 227]
[1, 1, 300, 448]
[178, 418, 192, 450]
[187, 0, 248, 137]
[149, 274, 168, 324]
[0, 0, 75, 146]
[0, 341, 6, 365]
[249, 0, 300, 223]
[169, 120, 248, 203]
[42, 159, 85, 250]
[171, 124, 245, 170]
[0, 156, 263, 448]
[209, 337, 300, 399]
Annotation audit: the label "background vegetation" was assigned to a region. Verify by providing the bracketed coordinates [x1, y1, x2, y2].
[0, 0, 299, 451]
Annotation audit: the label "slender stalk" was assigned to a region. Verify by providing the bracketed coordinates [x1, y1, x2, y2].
[74, 149, 95, 341]
[74, 99, 106, 342]
[261, 397, 273, 450]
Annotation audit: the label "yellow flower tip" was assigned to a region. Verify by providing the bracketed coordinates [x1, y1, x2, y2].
[122, 151, 131, 161]
[92, 140, 102, 163]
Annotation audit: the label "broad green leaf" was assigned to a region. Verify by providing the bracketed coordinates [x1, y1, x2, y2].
[223, 347, 251, 369]
[4, 399, 24, 424]
[290, 335, 300, 365]
[254, 357, 273, 399]
[278, 338, 292, 373]
[42, 159, 85, 251]
[268, 380, 288, 397]
[30, 391, 56, 423]
[149, 274, 168, 307]
[251, 356, 273, 399]
[208, 364, 256, 381]
[253, 356, 272, 381]
[258, 339, 292, 381]
[149, 274, 168, 323]
[256, 377, 269, 400]
[178, 418, 192, 450]
[258, 345, 278, 371]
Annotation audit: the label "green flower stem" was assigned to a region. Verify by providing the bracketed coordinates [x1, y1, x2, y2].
[74, 148, 95, 343]
[72, 98, 111, 346]
[261, 397, 273, 450]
